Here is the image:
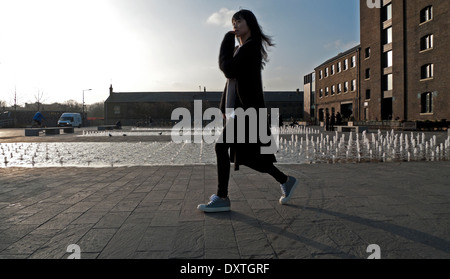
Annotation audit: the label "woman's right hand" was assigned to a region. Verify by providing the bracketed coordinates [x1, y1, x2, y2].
[225, 31, 236, 38]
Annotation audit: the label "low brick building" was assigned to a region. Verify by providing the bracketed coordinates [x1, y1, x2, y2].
[104, 85, 304, 126]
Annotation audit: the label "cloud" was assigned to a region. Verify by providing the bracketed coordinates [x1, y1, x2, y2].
[207, 8, 236, 28]
[324, 40, 359, 51]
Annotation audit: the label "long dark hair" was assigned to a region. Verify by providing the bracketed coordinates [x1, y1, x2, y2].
[232, 9, 275, 69]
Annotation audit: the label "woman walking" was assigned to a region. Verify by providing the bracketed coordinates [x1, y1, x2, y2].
[198, 9, 298, 213]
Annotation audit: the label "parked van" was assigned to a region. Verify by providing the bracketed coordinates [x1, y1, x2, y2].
[57, 113, 82, 128]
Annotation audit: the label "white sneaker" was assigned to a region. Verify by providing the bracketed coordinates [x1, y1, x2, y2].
[197, 195, 231, 213]
[279, 176, 299, 205]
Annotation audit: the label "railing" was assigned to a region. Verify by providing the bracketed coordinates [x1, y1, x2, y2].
[0, 119, 14, 128]
[353, 120, 450, 131]
[353, 120, 402, 128]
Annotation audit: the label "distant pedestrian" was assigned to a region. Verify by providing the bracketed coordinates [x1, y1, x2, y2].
[325, 112, 330, 131]
[32, 112, 46, 127]
[197, 9, 299, 213]
[115, 120, 122, 129]
[330, 112, 336, 131]
[336, 112, 342, 126]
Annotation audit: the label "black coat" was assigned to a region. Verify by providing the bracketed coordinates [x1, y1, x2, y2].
[218, 32, 277, 170]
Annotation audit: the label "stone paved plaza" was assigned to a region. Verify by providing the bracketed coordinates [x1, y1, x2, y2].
[0, 128, 449, 259]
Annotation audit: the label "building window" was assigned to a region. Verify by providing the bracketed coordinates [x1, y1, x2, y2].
[344, 59, 348, 70]
[337, 62, 341, 73]
[351, 56, 356, 68]
[421, 64, 434, 79]
[382, 50, 393, 68]
[331, 65, 335, 75]
[319, 70, 323, 79]
[351, 79, 356, 91]
[420, 34, 433, 51]
[365, 47, 371, 59]
[421, 92, 433, 113]
[382, 74, 393, 91]
[382, 3, 392, 22]
[383, 27, 392, 45]
[331, 85, 335, 95]
[365, 89, 371, 100]
[338, 83, 342, 94]
[364, 107, 369, 121]
[325, 67, 329, 77]
[344, 81, 349, 93]
[320, 89, 323, 98]
[365, 68, 371, 79]
[325, 87, 329, 97]
[420, 6, 433, 24]
[114, 105, 121, 115]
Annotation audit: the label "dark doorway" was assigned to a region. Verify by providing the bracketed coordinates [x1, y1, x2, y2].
[381, 97, 393, 120]
[318, 108, 324, 122]
[340, 103, 353, 121]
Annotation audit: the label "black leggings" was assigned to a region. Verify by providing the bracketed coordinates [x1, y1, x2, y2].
[215, 141, 288, 198]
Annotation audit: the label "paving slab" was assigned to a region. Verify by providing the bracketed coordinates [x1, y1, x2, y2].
[0, 160, 449, 259]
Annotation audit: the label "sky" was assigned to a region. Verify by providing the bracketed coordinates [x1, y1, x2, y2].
[0, 0, 360, 106]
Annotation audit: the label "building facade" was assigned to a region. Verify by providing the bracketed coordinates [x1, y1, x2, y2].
[360, 0, 449, 121]
[104, 85, 304, 126]
[303, 72, 316, 123]
[314, 45, 361, 123]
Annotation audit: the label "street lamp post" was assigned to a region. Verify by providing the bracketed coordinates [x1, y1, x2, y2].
[82, 89, 92, 126]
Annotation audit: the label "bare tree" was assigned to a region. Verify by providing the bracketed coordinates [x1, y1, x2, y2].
[11, 87, 21, 111]
[63, 99, 82, 111]
[34, 89, 47, 111]
[87, 102, 105, 117]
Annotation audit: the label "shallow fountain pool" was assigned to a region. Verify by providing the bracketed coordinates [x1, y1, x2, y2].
[1, 128, 448, 168]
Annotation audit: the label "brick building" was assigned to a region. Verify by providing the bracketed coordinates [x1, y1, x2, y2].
[104, 85, 304, 126]
[303, 72, 316, 123]
[309, 0, 449, 125]
[314, 45, 361, 123]
[360, 0, 449, 121]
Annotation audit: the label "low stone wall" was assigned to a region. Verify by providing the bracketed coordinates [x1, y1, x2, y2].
[1, 110, 68, 128]
[353, 120, 448, 131]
